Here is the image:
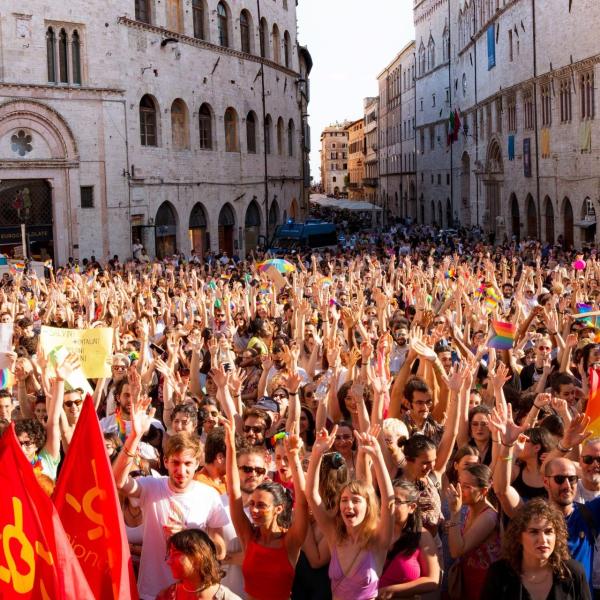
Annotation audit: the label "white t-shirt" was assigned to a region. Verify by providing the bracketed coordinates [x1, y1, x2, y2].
[136, 477, 230, 599]
[99, 413, 164, 460]
[220, 494, 249, 599]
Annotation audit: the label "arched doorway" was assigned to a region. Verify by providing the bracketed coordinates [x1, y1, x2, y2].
[218, 203, 235, 255]
[0, 180, 54, 260]
[562, 198, 574, 249]
[155, 201, 178, 258]
[544, 197, 554, 244]
[269, 200, 280, 229]
[188, 202, 208, 260]
[446, 198, 452, 228]
[510, 194, 520, 241]
[484, 139, 503, 237]
[430, 200, 436, 225]
[244, 200, 261, 254]
[437, 200, 443, 227]
[581, 197, 597, 245]
[526, 195, 537, 239]
[461, 152, 471, 226]
[289, 198, 298, 220]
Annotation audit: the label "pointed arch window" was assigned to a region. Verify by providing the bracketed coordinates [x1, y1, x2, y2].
[217, 2, 229, 48]
[193, 0, 205, 40]
[59, 29, 68, 83]
[199, 103, 213, 150]
[240, 10, 251, 53]
[71, 31, 81, 84]
[246, 112, 257, 153]
[46, 27, 56, 82]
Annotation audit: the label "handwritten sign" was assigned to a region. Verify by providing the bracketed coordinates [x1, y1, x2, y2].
[40, 327, 113, 379]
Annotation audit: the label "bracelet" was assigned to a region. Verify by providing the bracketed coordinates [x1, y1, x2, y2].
[502, 456, 513, 462]
[557, 442, 572, 453]
[289, 391, 299, 396]
[492, 439, 501, 444]
[533, 402, 542, 410]
[123, 446, 137, 459]
[501, 441, 515, 448]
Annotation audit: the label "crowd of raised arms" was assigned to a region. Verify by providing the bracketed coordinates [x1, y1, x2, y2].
[5, 223, 600, 600]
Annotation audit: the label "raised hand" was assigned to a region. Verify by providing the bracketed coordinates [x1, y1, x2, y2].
[223, 417, 236, 449]
[283, 370, 302, 394]
[284, 422, 303, 458]
[55, 353, 81, 381]
[489, 361, 512, 390]
[312, 426, 338, 456]
[561, 413, 592, 449]
[127, 364, 142, 403]
[447, 361, 466, 392]
[209, 364, 230, 390]
[130, 394, 155, 438]
[354, 429, 382, 458]
[228, 367, 247, 397]
[446, 482, 462, 515]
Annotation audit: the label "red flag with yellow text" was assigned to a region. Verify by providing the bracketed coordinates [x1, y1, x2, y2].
[0, 423, 94, 599]
[53, 396, 138, 600]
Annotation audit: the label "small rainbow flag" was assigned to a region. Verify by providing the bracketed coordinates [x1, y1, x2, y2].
[576, 303, 594, 324]
[0, 369, 14, 390]
[9, 262, 25, 274]
[320, 277, 333, 287]
[485, 288, 502, 311]
[585, 368, 600, 436]
[488, 320, 516, 350]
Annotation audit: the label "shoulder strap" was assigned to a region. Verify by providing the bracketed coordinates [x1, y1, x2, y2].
[574, 502, 598, 541]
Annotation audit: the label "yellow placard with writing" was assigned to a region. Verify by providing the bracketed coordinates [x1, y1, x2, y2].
[40, 326, 114, 379]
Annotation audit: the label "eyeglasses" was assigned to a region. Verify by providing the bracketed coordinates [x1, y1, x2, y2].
[64, 399, 83, 408]
[537, 346, 552, 351]
[19, 440, 35, 448]
[393, 498, 413, 506]
[112, 365, 127, 371]
[414, 400, 433, 407]
[244, 425, 264, 434]
[582, 456, 600, 466]
[239, 465, 267, 475]
[471, 421, 488, 428]
[549, 474, 578, 485]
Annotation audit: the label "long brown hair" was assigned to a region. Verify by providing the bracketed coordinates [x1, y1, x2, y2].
[502, 498, 570, 579]
[334, 480, 380, 549]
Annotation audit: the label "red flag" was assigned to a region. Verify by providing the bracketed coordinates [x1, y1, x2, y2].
[53, 396, 138, 600]
[0, 423, 94, 599]
[453, 109, 461, 142]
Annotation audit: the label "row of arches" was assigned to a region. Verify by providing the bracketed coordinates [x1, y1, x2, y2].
[135, 0, 294, 69]
[510, 195, 596, 247]
[151, 197, 297, 258]
[139, 95, 296, 156]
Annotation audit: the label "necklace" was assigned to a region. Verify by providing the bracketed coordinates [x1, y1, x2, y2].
[177, 582, 221, 598]
[522, 569, 551, 583]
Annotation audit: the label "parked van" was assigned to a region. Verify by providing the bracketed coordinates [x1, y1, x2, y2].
[266, 220, 338, 253]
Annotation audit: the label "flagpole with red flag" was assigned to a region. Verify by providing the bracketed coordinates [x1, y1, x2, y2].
[53, 395, 139, 600]
[0, 423, 94, 599]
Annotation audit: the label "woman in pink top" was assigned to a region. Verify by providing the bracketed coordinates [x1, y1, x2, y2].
[379, 480, 441, 598]
[305, 425, 395, 600]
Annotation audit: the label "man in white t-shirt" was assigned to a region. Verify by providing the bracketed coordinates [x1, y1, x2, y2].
[113, 401, 228, 600]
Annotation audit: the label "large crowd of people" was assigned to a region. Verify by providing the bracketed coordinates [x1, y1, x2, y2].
[2, 223, 600, 600]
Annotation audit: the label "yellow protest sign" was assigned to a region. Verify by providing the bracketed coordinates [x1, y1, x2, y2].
[40, 327, 114, 379]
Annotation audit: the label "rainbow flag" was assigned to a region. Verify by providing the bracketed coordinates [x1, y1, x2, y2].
[485, 288, 502, 311]
[9, 262, 25, 274]
[489, 320, 516, 350]
[585, 368, 600, 436]
[0, 369, 14, 390]
[320, 277, 333, 287]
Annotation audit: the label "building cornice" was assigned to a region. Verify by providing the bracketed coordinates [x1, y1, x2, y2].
[0, 82, 124, 95]
[415, 60, 450, 82]
[0, 159, 79, 169]
[118, 17, 300, 78]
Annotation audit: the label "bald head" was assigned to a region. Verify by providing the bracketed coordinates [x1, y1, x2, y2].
[544, 457, 576, 477]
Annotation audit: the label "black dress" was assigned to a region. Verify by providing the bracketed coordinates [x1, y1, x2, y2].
[480, 558, 591, 600]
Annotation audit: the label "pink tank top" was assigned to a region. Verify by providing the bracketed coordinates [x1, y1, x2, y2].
[378, 548, 422, 588]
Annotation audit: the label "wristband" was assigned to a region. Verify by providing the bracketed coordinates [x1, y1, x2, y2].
[501, 441, 515, 448]
[123, 446, 137, 459]
[557, 442, 572, 453]
[502, 456, 513, 462]
[533, 402, 542, 409]
[289, 391, 299, 396]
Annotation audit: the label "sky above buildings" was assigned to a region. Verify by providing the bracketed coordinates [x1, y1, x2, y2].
[297, 0, 414, 184]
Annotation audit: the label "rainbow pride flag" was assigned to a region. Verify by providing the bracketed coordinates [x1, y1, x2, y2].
[485, 288, 502, 311]
[0, 369, 14, 390]
[488, 320, 516, 350]
[585, 368, 600, 437]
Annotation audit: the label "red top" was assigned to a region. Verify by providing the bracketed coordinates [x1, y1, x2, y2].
[242, 536, 295, 600]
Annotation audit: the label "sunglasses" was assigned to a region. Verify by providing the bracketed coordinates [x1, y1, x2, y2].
[64, 400, 83, 408]
[244, 425, 264, 434]
[549, 475, 578, 485]
[239, 465, 267, 476]
[112, 365, 127, 371]
[582, 456, 600, 466]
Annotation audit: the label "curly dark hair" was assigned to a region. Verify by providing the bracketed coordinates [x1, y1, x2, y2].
[502, 497, 571, 579]
[14, 418, 46, 451]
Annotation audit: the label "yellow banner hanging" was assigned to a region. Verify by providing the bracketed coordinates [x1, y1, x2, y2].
[40, 326, 114, 379]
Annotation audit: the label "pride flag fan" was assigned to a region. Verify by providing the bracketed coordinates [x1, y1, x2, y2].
[585, 368, 600, 437]
[488, 320, 516, 350]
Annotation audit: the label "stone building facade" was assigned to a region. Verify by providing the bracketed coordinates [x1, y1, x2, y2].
[363, 96, 379, 203]
[319, 123, 349, 196]
[346, 118, 365, 200]
[378, 41, 417, 221]
[0, 0, 310, 263]
[414, 0, 600, 247]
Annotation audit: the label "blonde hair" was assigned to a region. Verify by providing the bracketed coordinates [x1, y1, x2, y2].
[165, 432, 202, 459]
[334, 480, 380, 549]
